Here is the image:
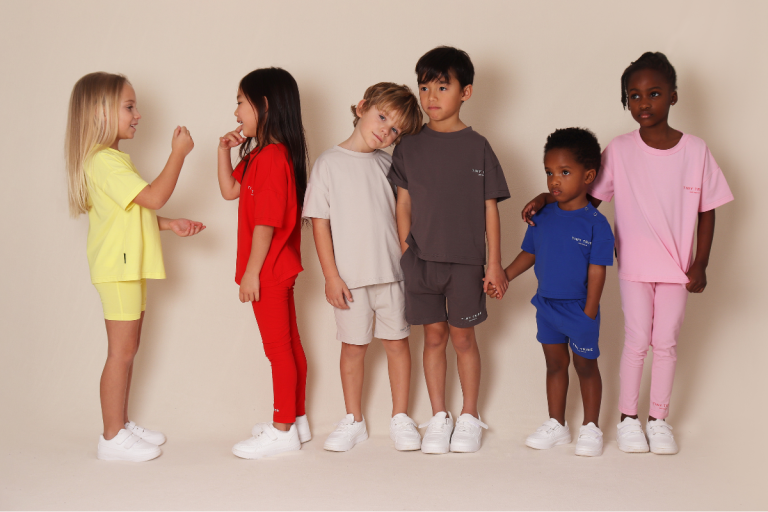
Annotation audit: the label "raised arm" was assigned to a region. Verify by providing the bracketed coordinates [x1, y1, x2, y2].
[395, 187, 412, 254]
[133, 126, 194, 210]
[217, 126, 245, 200]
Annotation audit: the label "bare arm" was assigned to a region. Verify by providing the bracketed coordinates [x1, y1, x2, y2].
[484, 198, 508, 297]
[312, 218, 353, 309]
[239, 225, 274, 303]
[584, 264, 607, 319]
[504, 250, 536, 281]
[395, 187, 412, 254]
[157, 216, 206, 237]
[686, 209, 715, 293]
[133, 126, 194, 210]
[217, 126, 245, 200]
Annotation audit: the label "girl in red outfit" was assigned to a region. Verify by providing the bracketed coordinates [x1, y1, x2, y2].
[217, 68, 310, 459]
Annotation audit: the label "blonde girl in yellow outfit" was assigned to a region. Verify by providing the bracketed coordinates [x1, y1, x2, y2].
[66, 72, 205, 461]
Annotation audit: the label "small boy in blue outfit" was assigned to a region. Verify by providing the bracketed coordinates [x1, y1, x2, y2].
[488, 128, 614, 457]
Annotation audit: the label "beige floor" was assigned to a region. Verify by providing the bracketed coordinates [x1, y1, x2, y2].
[2, 422, 764, 510]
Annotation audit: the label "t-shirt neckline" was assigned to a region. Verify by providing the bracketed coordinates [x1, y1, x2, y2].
[632, 129, 689, 156]
[421, 124, 473, 139]
[552, 202, 594, 216]
[334, 145, 379, 158]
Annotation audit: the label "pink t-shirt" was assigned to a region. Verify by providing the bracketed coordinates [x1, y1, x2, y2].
[589, 130, 733, 283]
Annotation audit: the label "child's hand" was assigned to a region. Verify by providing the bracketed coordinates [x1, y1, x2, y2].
[685, 261, 707, 293]
[239, 270, 260, 303]
[522, 195, 546, 226]
[219, 126, 246, 150]
[486, 282, 499, 298]
[169, 218, 206, 237]
[171, 126, 194, 157]
[483, 264, 509, 299]
[325, 275, 353, 309]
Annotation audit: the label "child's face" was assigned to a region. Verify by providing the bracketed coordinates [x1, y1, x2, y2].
[354, 102, 402, 151]
[418, 71, 471, 123]
[235, 88, 259, 137]
[116, 83, 140, 142]
[626, 68, 677, 129]
[544, 148, 596, 206]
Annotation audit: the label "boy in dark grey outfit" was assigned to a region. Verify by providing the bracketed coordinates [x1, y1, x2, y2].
[388, 46, 510, 454]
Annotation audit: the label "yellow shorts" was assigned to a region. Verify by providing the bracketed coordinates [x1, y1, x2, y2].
[93, 280, 147, 321]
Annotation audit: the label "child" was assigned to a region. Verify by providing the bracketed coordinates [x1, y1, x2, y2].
[522, 52, 733, 454]
[302, 83, 423, 452]
[65, 72, 205, 461]
[489, 128, 614, 457]
[389, 47, 511, 454]
[217, 68, 310, 459]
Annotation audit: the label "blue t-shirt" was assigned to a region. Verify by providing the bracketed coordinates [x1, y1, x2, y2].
[522, 202, 615, 300]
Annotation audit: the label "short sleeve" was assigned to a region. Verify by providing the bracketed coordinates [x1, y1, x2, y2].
[388, 144, 408, 190]
[302, 159, 330, 220]
[699, 146, 734, 212]
[483, 142, 510, 202]
[521, 225, 536, 254]
[588, 145, 615, 202]
[232, 157, 247, 184]
[94, 154, 148, 210]
[589, 218, 615, 266]
[251, 152, 289, 228]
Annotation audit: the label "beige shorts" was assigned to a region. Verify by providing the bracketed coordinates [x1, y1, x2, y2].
[334, 281, 411, 345]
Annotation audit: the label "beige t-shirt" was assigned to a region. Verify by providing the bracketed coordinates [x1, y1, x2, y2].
[302, 146, 403, 289]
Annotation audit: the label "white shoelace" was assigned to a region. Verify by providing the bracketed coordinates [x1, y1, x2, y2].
[648, 422, 674, 437]
[455, 418, 488, 434]
[392, 419, 417, 432]
[332, 420, 360, 439]
[578, 427, 601, 440]
[419, 419, 449, 432]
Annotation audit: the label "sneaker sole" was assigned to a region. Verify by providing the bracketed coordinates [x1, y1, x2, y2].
[392, 439, 421, 451]
[449, 443, 480, 453]
[323, 431, 368, 452]
[97, 447, 162, 462]
[298, 431, 311, 443]
[232, 439, 301, 460]
[575, 445, 603, 457]
[618, 442, 650, 453]
[421, 443, 450, 454]
[525, 434, 571, 450]
[650, 445, 679, 455]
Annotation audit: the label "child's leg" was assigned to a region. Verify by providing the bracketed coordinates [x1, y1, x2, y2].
[423, 321, 450, 415]
[572, 353, 602, 426]
[122, 312, 144, 424]
[648, 283, 688, 420]
[340, 342, 368, 422]
[618, 279, 655, 419]
[449, 325, 481, 418]
[381, 337, 410, 416]
[287, 284, 307, 418]
[101, 318, 141, 439]
[541, 343, 571, 426]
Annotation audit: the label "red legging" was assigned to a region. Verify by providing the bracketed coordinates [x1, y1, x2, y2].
[251, 275, 307, 423]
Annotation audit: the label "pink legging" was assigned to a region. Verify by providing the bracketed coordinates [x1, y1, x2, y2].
[618, 279, 688, 419]
[251, 275, 307, 424]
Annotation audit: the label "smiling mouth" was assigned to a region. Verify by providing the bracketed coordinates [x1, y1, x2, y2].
[373, 133, 382, 142]
[551, 189, 561, 196]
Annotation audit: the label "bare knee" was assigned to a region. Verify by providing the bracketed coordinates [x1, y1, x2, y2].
[573, 355, 599, 379]
[382, 338, 409, 356]
[341, 342, 368, 361]
[450, 330, 476, 354]
[544, 345, 570, 375]
[424, 324, 449, 350]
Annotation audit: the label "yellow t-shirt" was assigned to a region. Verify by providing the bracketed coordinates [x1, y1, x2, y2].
[85, 148, 166, 284]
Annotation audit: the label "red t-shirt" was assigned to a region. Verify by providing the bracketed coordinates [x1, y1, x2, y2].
[233, 144, 303, 286]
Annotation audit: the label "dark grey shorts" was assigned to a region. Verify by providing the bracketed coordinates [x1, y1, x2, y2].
[400, 247, 487, 328]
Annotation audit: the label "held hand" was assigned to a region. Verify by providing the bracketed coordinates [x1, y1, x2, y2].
[521, 195, 546, 226]
[325, 275, 353, 309]
[486, 282, 499, 298]
[686, 261, 708, 293]
[239, 270, 260, 303]
[169, 218, 206, 237]
[171, 126, 194, 157]
[219, 126, 246, 151]
[483, 264, 509, 299]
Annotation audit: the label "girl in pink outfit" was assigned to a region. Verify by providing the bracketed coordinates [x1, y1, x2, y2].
[522, 52, 733, 454]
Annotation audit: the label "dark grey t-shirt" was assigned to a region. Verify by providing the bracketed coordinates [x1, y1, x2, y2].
[388, 125, 510, 265]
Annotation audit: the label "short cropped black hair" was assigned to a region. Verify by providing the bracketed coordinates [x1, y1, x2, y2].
[544, 128, 602, 176]
[416, 46, 474, 88]
[621, 51, 677, 109]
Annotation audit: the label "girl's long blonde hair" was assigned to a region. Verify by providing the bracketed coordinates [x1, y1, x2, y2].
[65, 72, 128, 217]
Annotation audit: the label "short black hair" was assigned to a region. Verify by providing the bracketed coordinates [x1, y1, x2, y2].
[621, 51, 677, 109]
[544, 128, 602, 176]
[416, 46, 474, 88]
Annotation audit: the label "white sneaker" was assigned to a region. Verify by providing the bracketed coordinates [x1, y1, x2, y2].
[253, 415, 311, 443]
[617, 417, 650, 453]
[232, 423, 301, 459]
[574, 422, 603, 457]
[97, 429, 162, 462]
[525, 418, 571, 449]
[323, 414, 368, 452]
[419, 411, 453, 454]
[390, 413, 421, 451]
[450, 414, 488, 453]
[646, 419, 679, 455]
[125, 421, 166, 446]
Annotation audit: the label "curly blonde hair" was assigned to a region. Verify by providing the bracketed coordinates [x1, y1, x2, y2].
[351, 82, 422, 144]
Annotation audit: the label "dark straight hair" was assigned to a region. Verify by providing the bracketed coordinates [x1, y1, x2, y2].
[238, 67, 309, 206]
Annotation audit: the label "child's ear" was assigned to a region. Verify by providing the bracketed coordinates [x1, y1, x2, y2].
[670, 90, 678, 106]
[461, 84, 473, 102]
[355, 99, 366, 118]
[585, 169, 597, 185]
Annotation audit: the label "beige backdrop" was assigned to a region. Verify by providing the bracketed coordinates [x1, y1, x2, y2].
[1, 0, 766, 510]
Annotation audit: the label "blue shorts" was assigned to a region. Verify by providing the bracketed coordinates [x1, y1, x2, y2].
[532, 293, 600, 359]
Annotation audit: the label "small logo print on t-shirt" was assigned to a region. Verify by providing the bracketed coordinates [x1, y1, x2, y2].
[247, 185, 254, 196]
[572, 236, 591, 247]
[683, 186, 701, 194]
[471, 169, 484, 177]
